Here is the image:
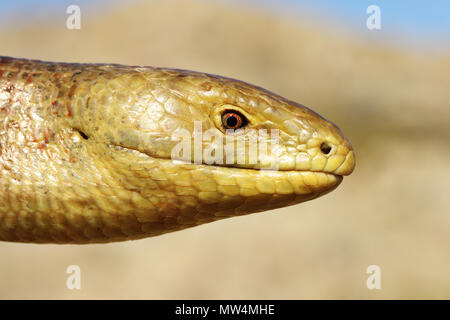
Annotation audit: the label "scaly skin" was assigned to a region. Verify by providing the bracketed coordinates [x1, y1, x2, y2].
[0, 56, 355, 244]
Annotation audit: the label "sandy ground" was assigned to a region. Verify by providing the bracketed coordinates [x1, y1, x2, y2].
[0, 0, 449, 299]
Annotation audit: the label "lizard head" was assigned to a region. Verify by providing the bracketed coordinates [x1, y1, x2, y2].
[0, 57, 355, 243]
[68, 65, 355, 237]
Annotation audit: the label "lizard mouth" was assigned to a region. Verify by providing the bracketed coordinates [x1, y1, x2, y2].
[188, 165, 344, 214]
[160, 157, 343, 197]
[107, 141, 344, 197]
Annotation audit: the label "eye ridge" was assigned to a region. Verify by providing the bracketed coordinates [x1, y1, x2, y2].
[221, 110, 248, 130]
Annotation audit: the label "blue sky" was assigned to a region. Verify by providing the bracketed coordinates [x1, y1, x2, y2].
[290, 0, 450, 44]
[0, 0, 448, 47]
[284, 0, 450, 33]
[277, 0, 450, 49]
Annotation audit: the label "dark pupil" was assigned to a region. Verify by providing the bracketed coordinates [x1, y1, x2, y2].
[226, 115, 238, 127]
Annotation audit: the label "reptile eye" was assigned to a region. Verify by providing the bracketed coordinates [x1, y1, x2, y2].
[222, 111, 247, 130]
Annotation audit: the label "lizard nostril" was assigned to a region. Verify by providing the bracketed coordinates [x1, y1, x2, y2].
[320, 142, 332, 155]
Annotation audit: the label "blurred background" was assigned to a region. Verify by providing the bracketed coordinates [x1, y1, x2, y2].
[0, 0, 449, 299]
